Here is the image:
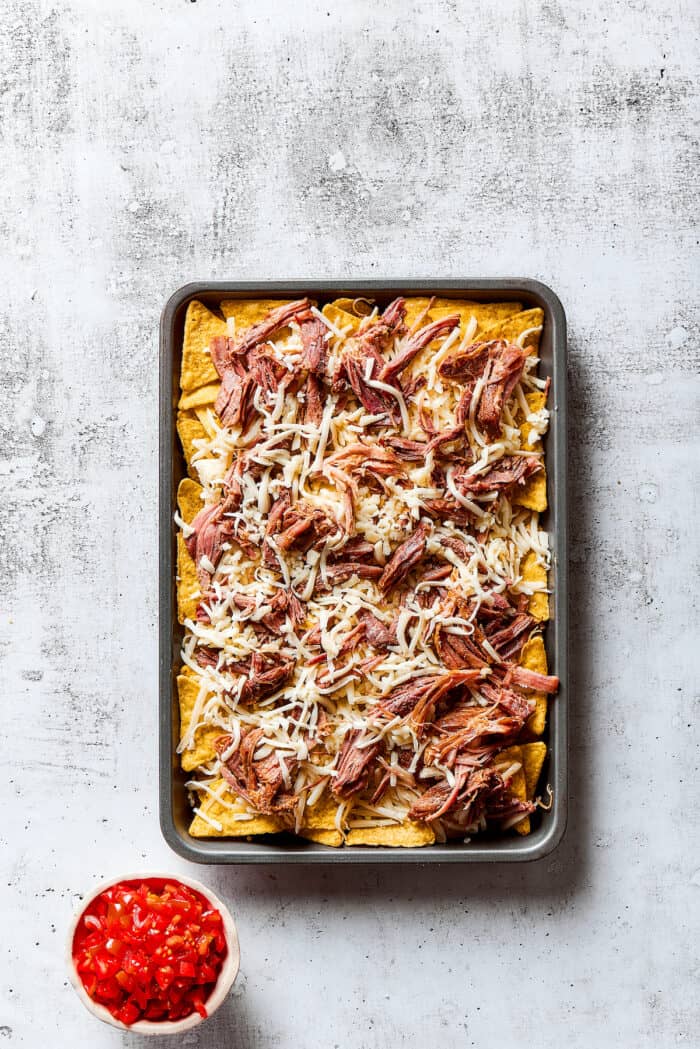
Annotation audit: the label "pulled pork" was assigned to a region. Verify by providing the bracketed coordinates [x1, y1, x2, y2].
[477, 343, 528, 438]
[333, 298, 407, 421]
[503, 664, 560, 694]
[408, 765, 534, 825]
[265, 496, 341, 561]
[297, 309, 327, 375]
[376, 668, 483, 728]
[356, 609, 398, 649]
[216, 730, 298, 823]
[378, 520, 430, 593]
[438, 339, 528, 440]
[185, 503, 234, 587]
[234, 651, 295, 703]
[379, 314, 460, 385]
[380, 435, 429, 461]
[452, 455, 542, 498]
[332, 730, 383, 800]
[211, 299, 310, 427]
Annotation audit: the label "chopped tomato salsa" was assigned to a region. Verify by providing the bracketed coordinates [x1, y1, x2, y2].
[72, 878, 227, 1026]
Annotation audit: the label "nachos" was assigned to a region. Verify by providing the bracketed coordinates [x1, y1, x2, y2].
[174, 295, 558, 847]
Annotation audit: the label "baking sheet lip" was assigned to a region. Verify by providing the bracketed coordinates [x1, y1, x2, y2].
[159, 806, 568, 864]
[159, 278, 567, 864]
[162, 278, 566, 303]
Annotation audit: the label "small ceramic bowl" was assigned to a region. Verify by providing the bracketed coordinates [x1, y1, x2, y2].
[67, 872, 240, 1035]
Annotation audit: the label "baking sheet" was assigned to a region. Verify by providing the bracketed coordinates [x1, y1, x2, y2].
[159, 280, 568, 863]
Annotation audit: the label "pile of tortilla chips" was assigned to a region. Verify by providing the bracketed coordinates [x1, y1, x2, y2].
[174, 296, 552, 847]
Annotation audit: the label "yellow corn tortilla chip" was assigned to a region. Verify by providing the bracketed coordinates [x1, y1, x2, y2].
[518, 391, 547, 450]
[327, 296, 373, 315]
[322, 301, 363, 336]
[219, 298, 292, 326]
[521, 741, 547, 799]
[298, 829, 344, 847]
[478, 307, 544, 351]
[302, 794, 340, 832]
[189, 779, 284, 837]
[178, 383, 220, 411]
[181, 300, 226, 391]
[514, 465, 547, 512]
[345, 821, 436, 847]
[177, 672, 222, 772]
[175, 478, 203, 623]
[426, 299, 523, 338]
[498, 744, 530, 835]
[177, 410, 209, 477]
[524, 388, 547, 415]
[399, 296, 434, 329]
[177, 477, 203, 523]
[515, 389, 548, 511]
[521, 635, 549, 736]
[522, 551, 549, 621]
[176, 535, 200, 624]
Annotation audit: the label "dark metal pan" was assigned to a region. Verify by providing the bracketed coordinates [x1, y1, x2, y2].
[159, 280, 567, 863]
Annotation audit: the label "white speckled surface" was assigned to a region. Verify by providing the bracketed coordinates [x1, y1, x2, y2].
[1, 1, 698, 1046]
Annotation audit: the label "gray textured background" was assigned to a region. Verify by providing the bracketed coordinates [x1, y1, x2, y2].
[1, 1, 698, 1046]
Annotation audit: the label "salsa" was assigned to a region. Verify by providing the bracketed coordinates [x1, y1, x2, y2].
[72, 878, 227, 1026]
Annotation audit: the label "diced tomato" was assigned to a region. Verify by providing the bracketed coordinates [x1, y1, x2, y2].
[114, 970, 134, 992]
[95, 978, 121, 1002]
[72, 878, 226, 1026]
[94, 953, 117, 979]
[115, 1000, 141, 1026]
[155, 965, 175, 990]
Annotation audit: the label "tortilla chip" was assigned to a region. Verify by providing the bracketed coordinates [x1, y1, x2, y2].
[178, 383, 220, 411]
[177, 410, 209, 476]
[478, 307, 544, 351]
[427, 299, 523, 337]
[181, 301, 226, 391]
[175, 479, 202, 623]
[389, 296, 429, 329]
[219, 299, 292, 326]
[302, 794, 340, 832]
[328, 296, 373, 315]
[345, 821, 435, 847]
[521, 742, 547, 799]
[322, 301, 363, 336]
[515, 465, 547, 512]
[497, 744, 530, 835]
[298, 829, 343, 847]
[524, 389, 547, 418]
[522, 551, 549, 621]
[177, 672, 222, 772]
[521, 635, 549, 736]
[176, 535, 200, 624]
[514, 389, 548, 511]
[518, 392, 547, 457]
[189, 779, 284, 837]
[177, 477, 203, 522]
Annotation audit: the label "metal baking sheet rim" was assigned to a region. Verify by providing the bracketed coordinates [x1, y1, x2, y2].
[159, 280, 568, 864]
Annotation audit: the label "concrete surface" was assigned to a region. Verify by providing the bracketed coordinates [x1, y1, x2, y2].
[1, 1, 698, 1046]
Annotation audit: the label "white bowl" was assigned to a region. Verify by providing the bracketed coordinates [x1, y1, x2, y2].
[66, 872, 240, 1035]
